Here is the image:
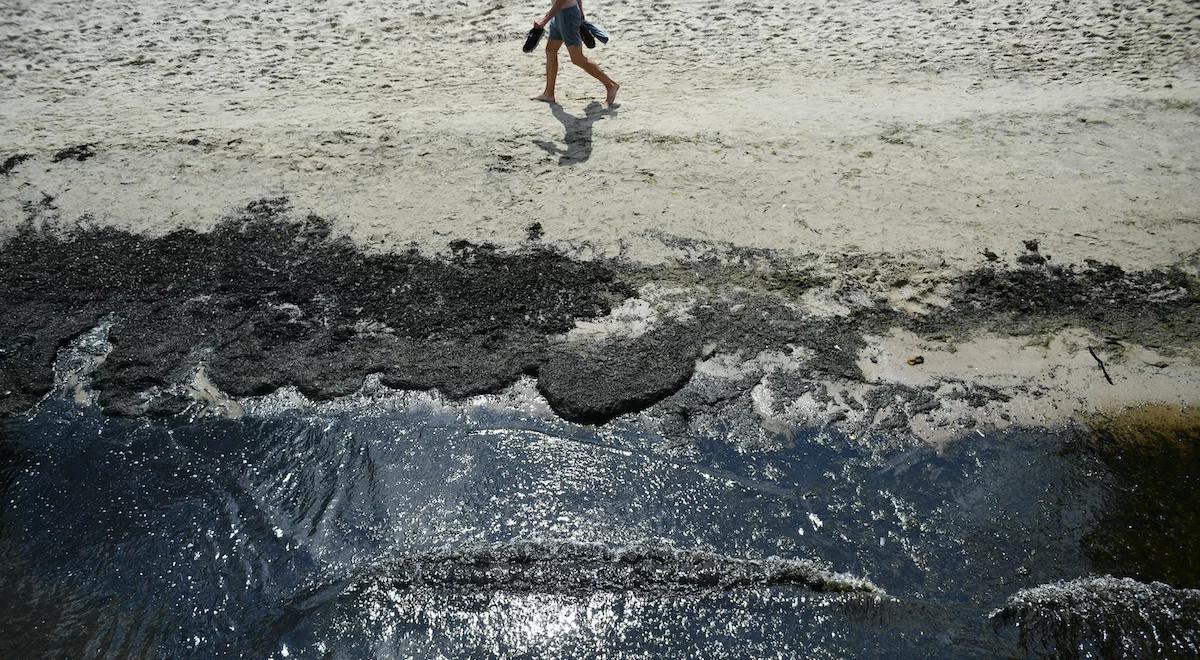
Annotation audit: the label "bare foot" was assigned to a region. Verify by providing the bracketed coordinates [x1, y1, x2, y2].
[605, 82, 620, 107]
[530, 93, 555, 103]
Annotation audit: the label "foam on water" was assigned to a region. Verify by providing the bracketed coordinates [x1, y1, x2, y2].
[329, 538, 884, 596]
[992, 577, 1200, 657]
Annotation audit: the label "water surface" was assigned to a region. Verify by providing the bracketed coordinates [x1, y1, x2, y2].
[1, 394, 1197, 658]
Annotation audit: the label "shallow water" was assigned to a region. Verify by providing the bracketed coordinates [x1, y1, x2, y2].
[1, 394, 1197, 658]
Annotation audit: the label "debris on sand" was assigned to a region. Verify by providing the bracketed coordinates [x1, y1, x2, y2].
[50, 144, 97, 163]
[0, 198, 632, 417]
[1, 201, 1197, 432]
[1087, 346, 1115, 385]
[526, 222, 544, 241]
[0, 154, 32, 176]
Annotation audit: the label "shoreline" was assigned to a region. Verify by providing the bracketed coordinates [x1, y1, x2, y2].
[4, 202, 1196, 445]
[3, 2, 1200, 654]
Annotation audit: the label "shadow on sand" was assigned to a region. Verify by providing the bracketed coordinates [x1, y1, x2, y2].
[534, 101, 617, 166]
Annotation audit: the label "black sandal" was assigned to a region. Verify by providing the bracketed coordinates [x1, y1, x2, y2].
[522, 25, 545, 53]
[582, 21, 610, 45]
[579, 24, 596, 49]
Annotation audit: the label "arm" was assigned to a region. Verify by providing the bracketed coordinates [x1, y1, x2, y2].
[578, 0, 586, 22]
[535, 0, 571, 28]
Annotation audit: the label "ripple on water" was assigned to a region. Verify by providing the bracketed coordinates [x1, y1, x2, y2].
[0, 398, 1198, 657]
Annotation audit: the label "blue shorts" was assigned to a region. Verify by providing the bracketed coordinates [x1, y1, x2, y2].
[548, 5, 583, 47]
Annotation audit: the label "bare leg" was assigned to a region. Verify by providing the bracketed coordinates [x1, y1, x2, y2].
[531, 40, 562, 102]
[567, 45, 619, 106]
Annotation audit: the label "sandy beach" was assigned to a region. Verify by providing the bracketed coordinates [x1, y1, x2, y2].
[2, 0, 1198, 264]
[3, 0, 1199, 442]
[2, 2, 1200, 656]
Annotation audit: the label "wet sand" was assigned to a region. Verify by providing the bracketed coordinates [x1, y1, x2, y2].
[2, 200, 1196, 447]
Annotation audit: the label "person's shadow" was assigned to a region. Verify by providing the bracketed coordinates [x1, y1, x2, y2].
[534, 101, 617, 166]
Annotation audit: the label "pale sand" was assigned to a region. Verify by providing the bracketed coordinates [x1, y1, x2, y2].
[2, 0, 1199, 437]
[2, 0, 1198, 266]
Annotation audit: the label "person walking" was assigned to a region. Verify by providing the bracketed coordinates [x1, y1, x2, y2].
[530, 0, 619, 107]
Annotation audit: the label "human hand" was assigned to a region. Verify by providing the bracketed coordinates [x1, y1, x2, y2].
[533, 19, 545, 29]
